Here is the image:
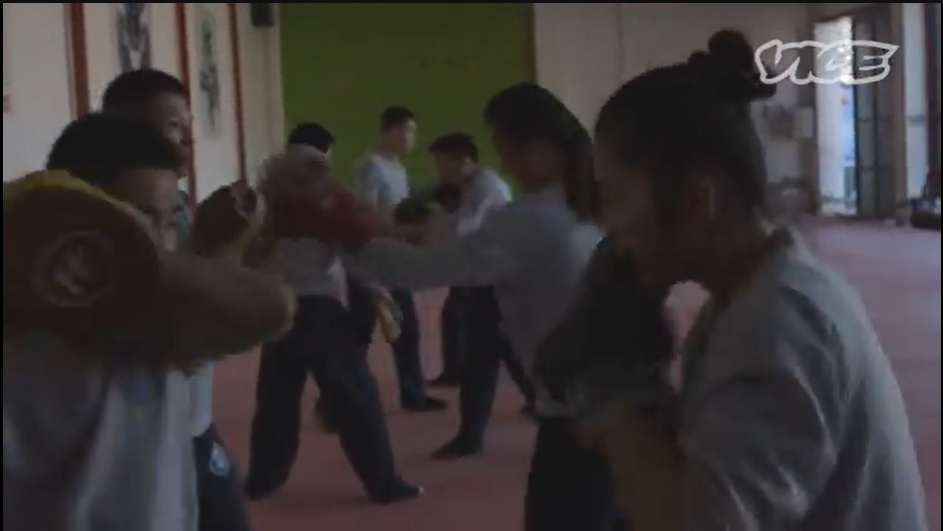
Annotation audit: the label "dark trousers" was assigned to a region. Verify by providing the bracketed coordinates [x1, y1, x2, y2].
[346, 278, 428, 405]
[454, 287, 536, 447]
[247, 295, 399, 497]
[525, 418, 619, 531]
[389, 288, 427, 404]
[439, 287, 471, 379]
[194, 425, 251, 531]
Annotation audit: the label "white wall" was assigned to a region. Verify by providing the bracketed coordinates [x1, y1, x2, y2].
[2, 2, 282, 196]
[534, 3, 813, 185]
[2, 4, 74, 181]
[235, 3, 284, 183]
[534, 2, 930, 211]
[533, 3, 623, 130]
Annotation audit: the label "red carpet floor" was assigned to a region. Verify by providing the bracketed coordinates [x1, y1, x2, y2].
[212, 221, 941, 531]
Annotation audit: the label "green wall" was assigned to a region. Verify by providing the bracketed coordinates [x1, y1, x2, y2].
[280, 3, 534, 187]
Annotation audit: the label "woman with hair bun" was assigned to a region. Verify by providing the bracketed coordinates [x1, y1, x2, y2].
[588, 29, 926, 531]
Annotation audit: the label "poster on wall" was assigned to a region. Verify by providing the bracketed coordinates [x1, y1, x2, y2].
[194, 4, 222, 138]
[3, 4, 11, 113]
[115, 3, 152, 73]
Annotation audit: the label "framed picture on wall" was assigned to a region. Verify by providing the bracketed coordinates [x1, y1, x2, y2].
[115, 3, 153, 73]
[194, 4, 222, 138]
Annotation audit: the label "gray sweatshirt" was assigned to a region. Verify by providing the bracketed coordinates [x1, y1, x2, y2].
[677, 235, 925, 530]
[535, 230, 927, 530]
[347, 185, 602, 417]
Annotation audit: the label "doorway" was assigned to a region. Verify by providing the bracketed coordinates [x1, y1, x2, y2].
[814, 4, 895, 219]
[814, 16, 857, 215]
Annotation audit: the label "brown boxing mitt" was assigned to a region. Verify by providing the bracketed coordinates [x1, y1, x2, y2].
[270, 185, 378, 251]
[191, 182, 267, 261]
[2, 170, 161, 344]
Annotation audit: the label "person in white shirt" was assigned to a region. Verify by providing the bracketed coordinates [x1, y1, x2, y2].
[420, 133, 537, 461]
[243, 132, 423, 505]
[352, 106, 447, 413]
[100, 69, 255, 531]
[3, 112, 294, 531]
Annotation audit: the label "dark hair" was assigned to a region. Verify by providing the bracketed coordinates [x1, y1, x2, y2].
[484, 83, 597, 220]
[428, 133, 479, 163]
[379, 106, 415, 132]
[46, 112, 181, 188]
[595, 29, 776, 222]
[101, 69, 187, 112]
[287, 122, 336, 152]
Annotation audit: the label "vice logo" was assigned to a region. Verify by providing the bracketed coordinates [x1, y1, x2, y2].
[754, 39, 899, 86]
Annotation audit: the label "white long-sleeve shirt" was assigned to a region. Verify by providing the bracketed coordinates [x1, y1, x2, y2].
[347, 185, 602, 417]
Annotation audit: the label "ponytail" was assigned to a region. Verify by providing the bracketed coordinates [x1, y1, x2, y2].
[484, 83, 600, 221]
[559, 122, 598, 221]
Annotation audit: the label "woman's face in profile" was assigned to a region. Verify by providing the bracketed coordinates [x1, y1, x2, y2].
[593, 138, 671, 289]
[490, 128, 554, 192]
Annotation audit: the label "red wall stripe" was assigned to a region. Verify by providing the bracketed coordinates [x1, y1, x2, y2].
[227, 3, 248, 183]
[174, 3, 197, 207]
[67, 3, 90, 117]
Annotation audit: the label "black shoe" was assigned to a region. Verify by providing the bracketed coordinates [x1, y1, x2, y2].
[427, 374, 462, 388]
[402, 395, 448, 412]
[368, 479, 424, 505]
[431, 437, 482, 461]
[244, 473, 287, 501]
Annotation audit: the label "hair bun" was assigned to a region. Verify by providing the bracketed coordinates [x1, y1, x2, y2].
[689, 29, 777, 102]
[707, 30, 756, 74]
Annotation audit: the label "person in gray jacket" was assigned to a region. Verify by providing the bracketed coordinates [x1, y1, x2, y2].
[567, 29, 927, 531]
[321, 83, 620, 531]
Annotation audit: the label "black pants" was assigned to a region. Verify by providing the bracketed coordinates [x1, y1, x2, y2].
[389, 289, 428, 404]
[454, 287, 536, 447]
[247, 295, 400, 498]
[346, 279, 428, 404]
[439, 287, 471, 379]
[194, 425, 251, 531]
[525, 418, 619, 531]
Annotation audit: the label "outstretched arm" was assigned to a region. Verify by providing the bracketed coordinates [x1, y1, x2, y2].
[102, 251, 295, 369]
[110, 185, 295, 368]
[343, 207, 518, 292]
